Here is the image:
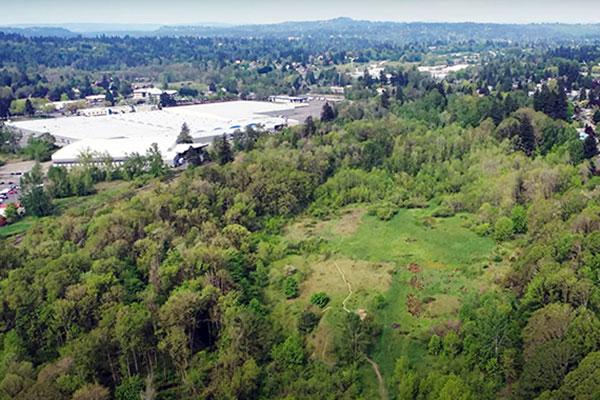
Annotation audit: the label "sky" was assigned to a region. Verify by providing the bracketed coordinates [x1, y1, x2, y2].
[1, 0, 599, 26]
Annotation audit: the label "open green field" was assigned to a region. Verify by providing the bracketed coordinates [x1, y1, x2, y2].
[270, 206, 504, 396]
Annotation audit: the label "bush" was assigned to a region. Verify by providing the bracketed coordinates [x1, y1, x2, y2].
[493, 217, 514, 242]
[284, 277, 299, 299]
[431, 205, 455, 218]
[511, 205, 528, 234]
[373, 293, 387, 309]
[428, 334, 443, 355]
[369, 202, 397, 221]
[3, 203, 19, 223]
[310, 292, 330, 308]
[298, 310, 320, 334]
[473, 223, 491, 236]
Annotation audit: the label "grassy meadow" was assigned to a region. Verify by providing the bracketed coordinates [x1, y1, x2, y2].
[269, 206, 505, 395]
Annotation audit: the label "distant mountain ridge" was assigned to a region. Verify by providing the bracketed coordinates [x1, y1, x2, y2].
[0, 26, 77, 37]
[2, 18, 600, 42]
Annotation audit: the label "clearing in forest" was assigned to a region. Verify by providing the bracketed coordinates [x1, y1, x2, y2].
[270, 206, 501, 396]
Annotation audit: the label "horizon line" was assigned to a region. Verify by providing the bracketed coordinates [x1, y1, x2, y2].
[2, 17, 600, 29]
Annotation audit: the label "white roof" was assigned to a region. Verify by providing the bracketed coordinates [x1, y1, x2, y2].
[51, 137, 172, 162]
[9, 101, 295, 163]
[85, 94, 106, 100]
[50, 137, 208, 164]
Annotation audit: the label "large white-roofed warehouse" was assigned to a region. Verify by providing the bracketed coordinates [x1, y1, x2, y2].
[6, 101, 299, 167]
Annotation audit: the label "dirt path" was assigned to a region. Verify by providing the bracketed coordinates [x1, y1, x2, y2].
[333, 260, 387, 400]
[334, 261, 353, 313]
[366, 356, 388, 400]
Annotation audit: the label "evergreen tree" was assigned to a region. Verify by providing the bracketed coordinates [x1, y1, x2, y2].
[553, 83, 569, 120]
[380, 89, 390, 109]
[593, 109, 600, 125]
[395, 86, 405, 104]
[303, 116, 316, 138]
[489, 98, 505, 125]
[20, 162, 53, 217]
[176, 123, 193, 144]
[362, 69, 374, 87]
[518, 115, 536, 156]
[504, 94, 518, 114]
[105, 91, 115, 106]
[583, 134, 598, 159]
[320, 102, 335, 122]
[213, 134, 233, 165]
[379, 70, 388, 85]
[146, 143, 167, 178]
[24, 99, 34, 116]
[533, 88, 544, 113]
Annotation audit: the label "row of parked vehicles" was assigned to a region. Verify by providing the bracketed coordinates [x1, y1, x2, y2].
[0, 184, 20, 204]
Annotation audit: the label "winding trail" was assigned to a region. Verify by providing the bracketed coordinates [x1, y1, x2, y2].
[333, 260, 388, 400]
[366, 356, 388, 400]
[334, 261, 353, 313]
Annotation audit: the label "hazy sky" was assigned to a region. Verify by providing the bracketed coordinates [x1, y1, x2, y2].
[1, 0, 599, 25]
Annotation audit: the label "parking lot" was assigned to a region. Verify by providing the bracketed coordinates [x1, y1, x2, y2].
[0, 161, 49, 206]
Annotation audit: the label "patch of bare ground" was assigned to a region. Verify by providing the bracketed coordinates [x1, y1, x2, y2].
[300, 258, 393, 303]
[331, 208, 366, 236]
[284, 207, 366, 241]
[406, 294, 423, 317]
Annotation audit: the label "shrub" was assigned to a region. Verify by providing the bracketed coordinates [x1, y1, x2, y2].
[284, 277, 299, 299]
[3, 204, 19, 223]
[373, 293, 388, 309]
[493, 217, 514, 242]
[298, 310, 320, 334]
[428, 334, 443, 355]
[431, 205, 455, 218]
[511, 205, 528, 234]
[310, 292, 330, 308]
[473, 223, 491, 236]
[369, 202, 397, 221]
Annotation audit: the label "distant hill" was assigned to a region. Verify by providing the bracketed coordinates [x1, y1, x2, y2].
[2, 18, 600, 42]
[154, 18, 600, 42]
[0, 26, 77, 38]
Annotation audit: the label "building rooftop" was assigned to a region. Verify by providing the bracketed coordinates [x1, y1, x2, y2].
[7, 101, 299, 165]
[9, 101, 296, 143]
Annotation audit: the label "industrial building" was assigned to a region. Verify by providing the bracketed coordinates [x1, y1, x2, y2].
[7, 101, 299, 167]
